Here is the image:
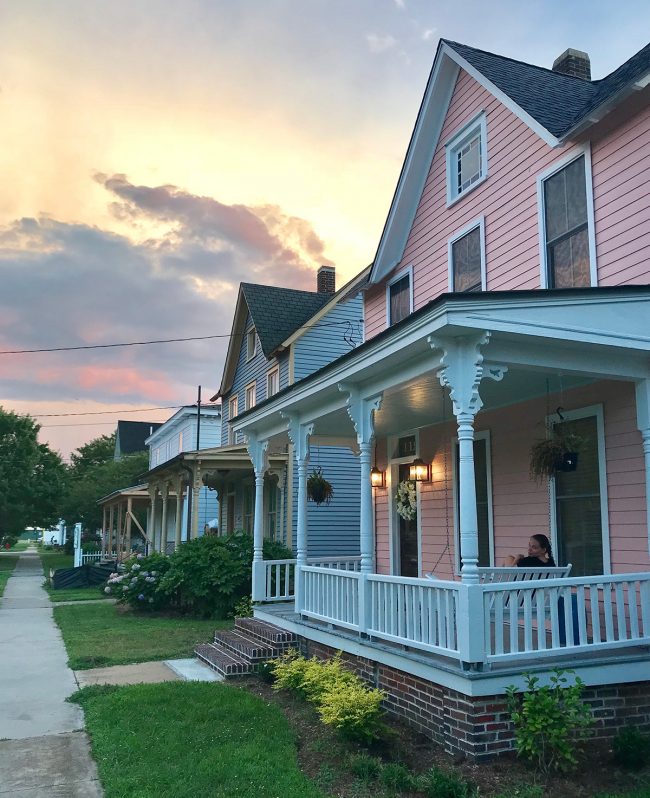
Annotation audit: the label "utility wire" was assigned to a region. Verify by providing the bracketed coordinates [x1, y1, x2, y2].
[34, 405, 185, 418]
[0, 319, 364, 355]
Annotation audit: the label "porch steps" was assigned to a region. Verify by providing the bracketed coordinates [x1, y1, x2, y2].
[194, 618, 298, 679]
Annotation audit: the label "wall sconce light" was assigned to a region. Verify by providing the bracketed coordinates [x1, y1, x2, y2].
[370, 466, 385, 488]
[409, 457, 431, 482]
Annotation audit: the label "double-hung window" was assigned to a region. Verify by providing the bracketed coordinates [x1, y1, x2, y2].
[266, 367, 279, 399]
[245, 382, 256, 411]
[449, 218, 485, 292]
[540, 152, 594, 288]
[227, 395, 238, 445]
[386, 267, 412, 327]
[446, 113, 488, 205]
[246, 327, 257, 361]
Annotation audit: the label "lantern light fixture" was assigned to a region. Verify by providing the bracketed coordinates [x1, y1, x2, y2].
[409, 457, 431, 482]
[370, 466, 385, 488]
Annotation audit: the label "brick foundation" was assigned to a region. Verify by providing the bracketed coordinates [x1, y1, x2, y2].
[300, 638, 650, 761]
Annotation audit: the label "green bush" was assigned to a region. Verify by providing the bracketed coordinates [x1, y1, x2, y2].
[506, 669, 593, 774]
[272, 650, 386, 743]
[418, 766, 477, 798]
[612, 726, 650, 770]
[230, 594, 253, 618]
[105, 552, 171, 610]
[380, 762, 418, 792]
[347, 753, 381, 781]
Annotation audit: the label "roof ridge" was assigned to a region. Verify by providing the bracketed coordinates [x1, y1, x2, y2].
[241, 281, 327, 296]
[443, 39, 595, 83]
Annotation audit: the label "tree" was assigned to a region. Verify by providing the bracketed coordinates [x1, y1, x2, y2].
[0, 407, 66, 542]
[61, 435, 148, 532]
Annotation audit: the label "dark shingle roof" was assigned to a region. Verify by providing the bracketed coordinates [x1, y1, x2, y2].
[115, 420, 162, 457]
[444, 40, 650, 139]
[241, 283, 333, 357]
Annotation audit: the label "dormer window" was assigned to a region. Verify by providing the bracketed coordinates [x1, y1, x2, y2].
[246, 327, 257, 361]
[446, 112, 488, 206]
[386, 266, 413, 327]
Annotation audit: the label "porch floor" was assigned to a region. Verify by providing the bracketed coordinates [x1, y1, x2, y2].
[255, 602, 650, 679]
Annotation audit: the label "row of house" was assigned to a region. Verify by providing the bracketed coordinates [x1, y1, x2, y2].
[101, 38, 650, 760]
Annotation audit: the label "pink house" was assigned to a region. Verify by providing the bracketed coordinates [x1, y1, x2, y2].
[225, 40, 650, 759]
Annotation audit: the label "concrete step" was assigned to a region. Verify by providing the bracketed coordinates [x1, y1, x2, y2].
[234, 617, 297, 647]
[213, 629, 279, 662]
[194, 643, 251, 678]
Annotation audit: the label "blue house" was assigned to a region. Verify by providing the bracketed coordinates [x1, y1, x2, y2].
[208, 265, 367, 556]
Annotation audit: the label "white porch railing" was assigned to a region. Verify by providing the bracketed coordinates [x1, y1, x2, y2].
[81, 552, 115, 564]
[260, 556, 362, 603]
[260, 559, 650, 667]
[484, 573, 650, 663]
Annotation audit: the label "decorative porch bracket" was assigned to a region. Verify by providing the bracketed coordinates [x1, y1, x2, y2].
[284, 415, 314, 610]
[635, 378, 650, 556]
[247, 432, 270, 602]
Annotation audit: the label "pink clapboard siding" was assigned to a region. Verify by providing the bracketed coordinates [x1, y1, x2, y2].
[592, 102, 650, 286]
[364, 69, 650, 339]
[372, 381, 649, 578]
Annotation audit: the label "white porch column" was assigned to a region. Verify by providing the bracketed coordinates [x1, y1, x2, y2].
[160, 484, 169, 555]
[174, 478, 184, 550]
[147, 488, 157, 553]
[286, 417, 314, 611]
[635, 379, 650, 556]
[247, 433, 269, 602]
[431, 332, 506, 584]
[340, 386, 383, 574]
[101, 507, 107, 557]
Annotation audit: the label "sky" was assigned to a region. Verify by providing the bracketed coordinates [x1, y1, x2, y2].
[1, 0, 649, 460]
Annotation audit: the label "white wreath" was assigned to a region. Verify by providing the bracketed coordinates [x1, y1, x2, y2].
[396, 480, 417, 520]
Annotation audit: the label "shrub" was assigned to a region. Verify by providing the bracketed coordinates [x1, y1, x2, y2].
[272, 650, 386, 743]
[105, 552, 171, 610]
[347, 753, 381, 781]
[419, 766, 477, 798]
[506, 669, 593, 774]
[159, 534, 292, 618]
[612, 726, 650, 770]
[380, 762, 418, 792]
[230, 594, 253, 618]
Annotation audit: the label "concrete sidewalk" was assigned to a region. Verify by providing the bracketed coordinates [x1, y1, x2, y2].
[0, 548, 103, 797]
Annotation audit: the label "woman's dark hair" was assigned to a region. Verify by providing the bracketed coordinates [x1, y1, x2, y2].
[531, 534, 553, 561]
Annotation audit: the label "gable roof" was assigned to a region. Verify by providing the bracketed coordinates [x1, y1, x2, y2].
[115, 420, 163, 458]
[213, 282, 333, 400]
[369, 38, 650, 284]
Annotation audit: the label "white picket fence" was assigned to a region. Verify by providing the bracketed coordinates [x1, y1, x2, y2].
[80, 551, 115, 564]
[261, 559, 650, 666]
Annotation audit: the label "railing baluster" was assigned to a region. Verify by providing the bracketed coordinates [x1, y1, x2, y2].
[577, 586, 587, 645]
[509, 591, 518, 654]
[603, 585, 615, 642]
[615, 582, 627, 640]
[549, 588, 560, 649]
[628, 582, 640, 640]
[535, 589, 546, 650]
[494, 594, 504, 656]
[523, 591, 533, 651]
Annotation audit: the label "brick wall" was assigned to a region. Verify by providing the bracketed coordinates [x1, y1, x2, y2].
[300, 637, 650, 761]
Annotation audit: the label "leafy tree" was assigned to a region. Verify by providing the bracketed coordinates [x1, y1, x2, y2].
[0, 407, 66, 542]
[61, 446, 148, 533]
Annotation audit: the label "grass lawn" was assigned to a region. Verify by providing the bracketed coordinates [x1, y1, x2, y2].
[53, 602, 232, 669]
[47, 585, 112, 602]
[10, 541, 30, 551]
[0, 555, 19, 597]
[38, 549, 74, 576]
[71, 682, 324, 798]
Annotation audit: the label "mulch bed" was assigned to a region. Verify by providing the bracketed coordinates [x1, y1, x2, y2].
[239, 677, 650, 797]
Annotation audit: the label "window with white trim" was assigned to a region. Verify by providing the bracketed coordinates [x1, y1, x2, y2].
[542, 154, 590, 289]
[246, 327, 257, 361]
[446, 113, 487, 204]
[245, 381, 256, 411]
[266, 367, 279, 399]
[449, 219, 485, 292]
[227, 395, 238, 445]
[386, 268, 412, 327]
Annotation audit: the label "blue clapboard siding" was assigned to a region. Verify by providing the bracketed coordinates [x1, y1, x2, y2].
[221, 312, 283, 447]
[292, 446, 361, 557]
[293, 295, 363, 382]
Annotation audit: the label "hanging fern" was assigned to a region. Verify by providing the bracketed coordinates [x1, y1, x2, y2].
[307, 467, 334, 505]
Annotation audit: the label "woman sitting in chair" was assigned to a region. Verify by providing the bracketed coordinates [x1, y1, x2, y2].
[504, 534, 556, 567]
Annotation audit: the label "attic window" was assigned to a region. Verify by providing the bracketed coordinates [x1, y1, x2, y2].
[246, 327, 256, 361]
[446, 112, 488, 205]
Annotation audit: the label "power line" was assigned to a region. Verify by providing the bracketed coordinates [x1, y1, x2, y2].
[34, 405, 185, 418]
[40, 421, 127, 428]
[0, 319, 364, 355]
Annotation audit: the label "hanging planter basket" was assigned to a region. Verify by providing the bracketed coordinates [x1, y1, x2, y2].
[529, 429, 584, 483]
[307, 467, 334, 505]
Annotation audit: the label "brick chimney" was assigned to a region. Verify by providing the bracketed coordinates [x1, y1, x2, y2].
[317, 265, 336, 293]
[552, 48, 591, 81]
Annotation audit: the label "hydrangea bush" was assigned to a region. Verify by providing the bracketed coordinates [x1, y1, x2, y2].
[105, 552, 171, 610]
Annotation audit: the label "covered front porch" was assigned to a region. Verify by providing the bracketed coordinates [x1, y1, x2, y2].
[234, 288, 650, 678]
